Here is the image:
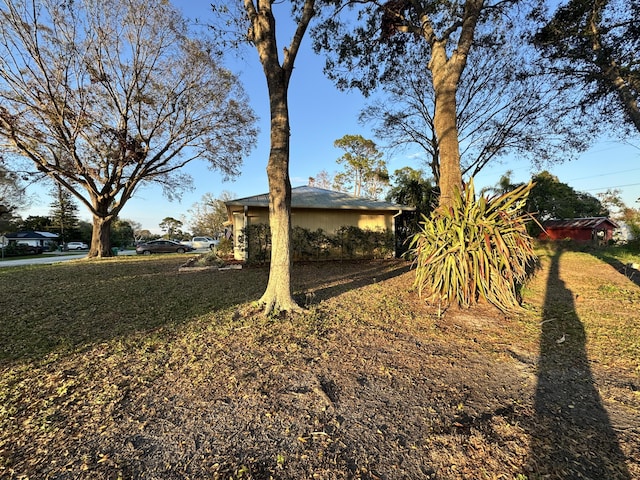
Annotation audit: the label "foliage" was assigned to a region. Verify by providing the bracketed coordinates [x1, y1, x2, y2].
[188, 250, 227, 268]
[0, 243, 42, 257]
[188, 191, 234, 238]
[49, 185, 80, 243]
[292, 226, 331, 261]
[242, 224, 395, 263]
[18, 215, 52, 232]
[241, 224, 272, 264]
[386, 167, 438, 225]
[159, 217, 184, 239]
[535, 0, 640, 133]
[110, 219, 134, 248]
[334, 225, 392, 259]
[0, 161, 26, 227]
[0, 0, 257, 257]
[597, 189, 640, 242]
[526, 171, 608, 235]
[361, 30, 592, 183]
[409, 179, 537, 313]
[216, 237, 233, 257]
[314, 1, 547, 210]
[332, 135, 389, 199]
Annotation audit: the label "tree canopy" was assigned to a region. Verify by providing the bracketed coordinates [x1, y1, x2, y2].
[0, 0, 257, 257]
[536, 0, 640, 133]
[314, 0, 547, 209]
[333, 134, 388, 199]
[159, 217, 184, 239]
[525, 171, 608, 236]
[386, 167, 437, 216]
[361, 30, 592, 183]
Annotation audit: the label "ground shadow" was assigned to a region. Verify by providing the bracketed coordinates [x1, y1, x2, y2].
[527, 247, 630, 478]
[0, 258, 409, 365]
[291, 259, 412, 304]
[594, 254, 640, 287]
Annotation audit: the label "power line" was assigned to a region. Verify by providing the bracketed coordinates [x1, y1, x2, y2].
[583, 182, 640, 192]
[566, 168, 640, 182]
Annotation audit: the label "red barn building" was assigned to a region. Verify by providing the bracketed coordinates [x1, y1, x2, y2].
[539, 217, 619, 244]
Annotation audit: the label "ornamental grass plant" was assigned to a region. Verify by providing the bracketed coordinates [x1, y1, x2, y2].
[408, 179, 537, 313]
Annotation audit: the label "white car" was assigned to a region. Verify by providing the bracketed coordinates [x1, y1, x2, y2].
[66, 242, 89, 250]
[188, 236, 219, 250]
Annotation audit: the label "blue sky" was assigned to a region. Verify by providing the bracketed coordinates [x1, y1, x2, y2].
[18, 1, 640, 234]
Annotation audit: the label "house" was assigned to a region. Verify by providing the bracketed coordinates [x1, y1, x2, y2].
[539, 217, 619, 244]
[4, 230, 59, 251]
[225, 186, 416, 260]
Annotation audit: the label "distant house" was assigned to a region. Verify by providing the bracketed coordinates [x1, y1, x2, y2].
[4, 231, 59, 251]
[539, 217, 619, 244]
[225, 186, 415, 260]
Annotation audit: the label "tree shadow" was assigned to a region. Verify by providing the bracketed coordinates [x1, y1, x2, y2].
[291, 259, 412, 304]
[0, 258, 410, 366]
[527, 247, 630, 478]
[593, 254, 640, 287]
[0, 258, 270, 365]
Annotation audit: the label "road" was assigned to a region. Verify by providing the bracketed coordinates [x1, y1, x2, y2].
[0, 249, 137, 268]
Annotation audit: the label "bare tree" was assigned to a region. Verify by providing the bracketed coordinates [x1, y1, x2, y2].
[0, 0, 257, 257]
[308, 169, 334, 189]
[188, 191, 234, 238]
[0, 159, 26, 222]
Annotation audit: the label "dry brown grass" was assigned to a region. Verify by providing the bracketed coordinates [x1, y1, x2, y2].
[0, 246, 639, 479]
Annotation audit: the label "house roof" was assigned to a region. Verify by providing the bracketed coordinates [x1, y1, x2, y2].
[6, 230, 59, 239]
[541, 217, 619, 230]
[226, 186, 415, 211]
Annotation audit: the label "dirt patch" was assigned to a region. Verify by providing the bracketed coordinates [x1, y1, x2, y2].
[1, 256, 639, 479]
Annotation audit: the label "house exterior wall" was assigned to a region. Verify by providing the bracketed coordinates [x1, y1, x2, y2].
[230, 207, 396, 260]
[291, 208, 394, 232]
[542, 226, 615, 243]
[543, 228, 593, 242]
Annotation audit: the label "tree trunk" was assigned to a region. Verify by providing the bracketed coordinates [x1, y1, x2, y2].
[245, 0, 315, 314]
[587, 5, 640, 133]
[430, 43, 463, 210]
[256, 64, 301, 314]
[88, 202, 114, 258]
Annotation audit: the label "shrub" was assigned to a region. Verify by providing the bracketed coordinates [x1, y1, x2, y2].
[408, 179, 537, 313]
[241, 224, 271, 264]
[216, 237, 233, 257]
[241, 224, 394, 262]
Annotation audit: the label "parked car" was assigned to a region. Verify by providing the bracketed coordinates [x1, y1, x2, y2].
[135, 240, 196, 255]
[66, 242, 89, 250]
[182, 236, 220, 250]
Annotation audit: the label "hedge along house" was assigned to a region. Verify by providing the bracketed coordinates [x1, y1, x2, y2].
[539, 217, 619, 244]
[225, 186, 416, 261]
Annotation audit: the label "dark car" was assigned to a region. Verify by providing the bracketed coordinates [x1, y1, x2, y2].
[135, 240, 195, 255]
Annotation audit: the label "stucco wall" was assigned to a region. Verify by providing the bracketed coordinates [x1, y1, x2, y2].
[230, 207, 396, 260]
